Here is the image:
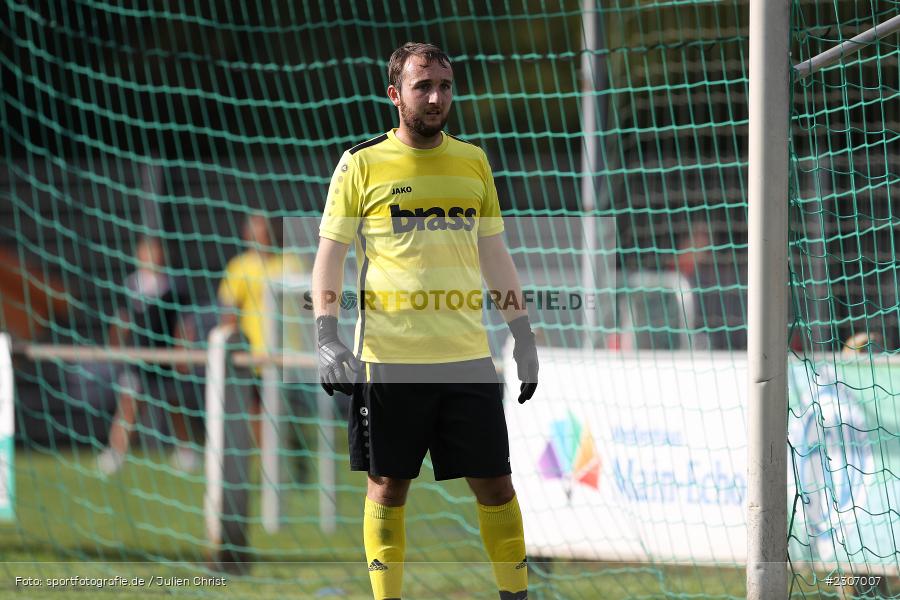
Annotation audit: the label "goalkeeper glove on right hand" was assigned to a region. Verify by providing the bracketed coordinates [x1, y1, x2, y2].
[316, 315, 362, 396]
[509, 315, 538, 404]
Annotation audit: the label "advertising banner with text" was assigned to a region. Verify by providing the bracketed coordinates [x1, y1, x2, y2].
[504, 347, 899, 568]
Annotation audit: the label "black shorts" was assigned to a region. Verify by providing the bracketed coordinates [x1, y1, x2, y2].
[348, 358, 511, 481]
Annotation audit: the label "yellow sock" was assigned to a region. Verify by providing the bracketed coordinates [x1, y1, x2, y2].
[477, 495, 528, 598]
[363, 497, 406, 600]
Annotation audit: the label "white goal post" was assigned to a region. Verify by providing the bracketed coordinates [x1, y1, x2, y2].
[747, 1, 790, 598]
[793, 13, 900, 79]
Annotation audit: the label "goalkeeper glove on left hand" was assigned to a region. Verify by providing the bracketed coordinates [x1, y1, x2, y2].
[316, 315, 362, 397]
[509, 315, 538, 403]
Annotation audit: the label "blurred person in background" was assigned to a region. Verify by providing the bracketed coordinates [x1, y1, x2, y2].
[217, 213, 310, 477]
[96, 236, 199, 475]
[842, 331, 883, 356]
[0, 246, 71, 342]
[674, 221, 715, 349]
[674, 220, 746, 350]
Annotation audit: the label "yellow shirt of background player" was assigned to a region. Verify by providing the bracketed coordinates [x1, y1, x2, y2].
[218, 252, 304, 354]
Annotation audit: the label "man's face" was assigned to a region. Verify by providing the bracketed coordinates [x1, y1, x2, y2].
[136, 241, 164, 271]
[390, 58, 453, 138]
[243, 215, 270, 247]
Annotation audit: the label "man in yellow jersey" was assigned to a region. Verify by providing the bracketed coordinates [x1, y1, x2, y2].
[312, 43, 537, 600]
[219, 214, 284, 353]
[219, 213, 304, 446]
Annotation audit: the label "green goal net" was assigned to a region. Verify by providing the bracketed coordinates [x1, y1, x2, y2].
[6, 0, 895, 599]
[788, 1, 900, 597]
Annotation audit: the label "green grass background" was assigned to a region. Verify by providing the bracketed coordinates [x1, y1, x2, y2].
[0, 443, 874, 598]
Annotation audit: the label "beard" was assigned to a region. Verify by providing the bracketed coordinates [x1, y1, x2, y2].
[398, 97, 448, 139]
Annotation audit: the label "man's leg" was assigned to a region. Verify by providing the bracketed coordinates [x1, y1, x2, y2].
[467, 475, 528, 600]
[107, 390, 138, 455]
[98, 369, 142, 475]
[364, 474, 411, 600]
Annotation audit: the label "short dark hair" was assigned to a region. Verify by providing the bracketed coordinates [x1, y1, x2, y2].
[387, 42, 451, 89]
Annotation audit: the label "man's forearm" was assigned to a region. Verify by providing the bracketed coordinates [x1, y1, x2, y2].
[479, 234, 527, 323]
[312, 237, 350, 318]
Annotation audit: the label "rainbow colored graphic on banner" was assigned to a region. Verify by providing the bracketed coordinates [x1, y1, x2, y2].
[537, 411, 601, 490]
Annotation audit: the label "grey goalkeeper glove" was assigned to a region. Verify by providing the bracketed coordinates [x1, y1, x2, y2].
[509, 315, 538, 404]
[316, 315, 362, 396]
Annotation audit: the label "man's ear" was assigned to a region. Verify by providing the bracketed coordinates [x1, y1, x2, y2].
[387, 84, 401, 107]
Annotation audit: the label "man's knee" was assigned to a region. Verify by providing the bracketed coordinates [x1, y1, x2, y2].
[367, 474, 411, 507]
[467, 476, 515, 506]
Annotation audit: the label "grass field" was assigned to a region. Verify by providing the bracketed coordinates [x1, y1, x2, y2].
[0, 443, 863, 599]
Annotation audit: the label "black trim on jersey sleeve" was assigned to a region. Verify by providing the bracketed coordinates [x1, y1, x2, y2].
[355, 221, 369, 360]
[348, 133, 389, 155]
[446, 132, 475, 146]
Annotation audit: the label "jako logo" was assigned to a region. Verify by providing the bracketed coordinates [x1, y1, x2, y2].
[391, 186, 412, 195]
[537, 411, 601, 490]
[390, 204, 477, 233]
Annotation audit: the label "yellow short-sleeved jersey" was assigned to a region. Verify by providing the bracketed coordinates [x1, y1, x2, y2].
[319, 128, 504, 364]
[218, 252, 303, 354]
